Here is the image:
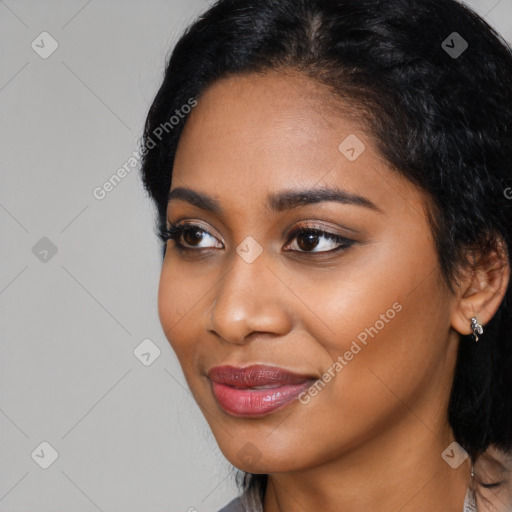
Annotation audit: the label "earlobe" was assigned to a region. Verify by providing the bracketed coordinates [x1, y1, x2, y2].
[451, 239, 510, 338]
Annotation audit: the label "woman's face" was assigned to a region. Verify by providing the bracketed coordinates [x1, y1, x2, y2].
[474, 446, 512, 511]
[158, 70, 462, 474]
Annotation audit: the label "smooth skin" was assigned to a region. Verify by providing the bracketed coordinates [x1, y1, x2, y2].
[158, 69, 510, 512]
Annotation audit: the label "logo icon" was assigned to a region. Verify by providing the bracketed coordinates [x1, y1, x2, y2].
[32, 237, 58, 263]
[31, 32, 59, 59]
[237, 442, 263, 468]
[441, 441, 469, 469]
[442, 32, 468, 59]
[31, 441, 59, 469]
[339, 134, 366, 161]
[134, 338, 161, 367]
[236, 236, 263, 264]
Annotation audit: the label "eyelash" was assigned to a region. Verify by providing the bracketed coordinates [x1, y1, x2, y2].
[158, 221, 355, 254]
[479, 481, 503, 489]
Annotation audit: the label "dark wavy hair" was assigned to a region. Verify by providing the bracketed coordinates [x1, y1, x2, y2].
[139, 0, 512, 501]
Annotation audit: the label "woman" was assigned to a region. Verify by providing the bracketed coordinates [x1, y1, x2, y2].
[139, 0, 512, 510]
[472, 445, 512, 511]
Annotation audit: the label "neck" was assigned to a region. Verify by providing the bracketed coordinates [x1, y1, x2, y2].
[262, 415, 471, 512]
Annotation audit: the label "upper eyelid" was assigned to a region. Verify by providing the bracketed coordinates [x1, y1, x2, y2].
[168, 217, 354, 235]
[169, 220, 347, 236]
[168, 219, 221, 239]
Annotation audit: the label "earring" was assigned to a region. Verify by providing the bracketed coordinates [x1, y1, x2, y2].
[471, 317, 483, 342]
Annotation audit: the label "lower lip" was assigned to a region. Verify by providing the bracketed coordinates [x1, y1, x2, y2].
[210, 380, 314, 417]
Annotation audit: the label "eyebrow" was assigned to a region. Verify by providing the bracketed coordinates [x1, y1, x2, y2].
[167, 186, 383, 214]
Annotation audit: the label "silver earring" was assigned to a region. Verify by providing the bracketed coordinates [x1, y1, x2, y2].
[471, 317, 483, 342]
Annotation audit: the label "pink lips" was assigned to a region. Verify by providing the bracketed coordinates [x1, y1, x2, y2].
[207, 364, 316, 417]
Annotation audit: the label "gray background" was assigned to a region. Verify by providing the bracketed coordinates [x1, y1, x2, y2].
[1, 1, 511, 511]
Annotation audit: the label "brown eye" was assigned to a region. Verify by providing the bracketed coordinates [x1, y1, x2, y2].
[182, 226, 207, 247]
[285, 227, 355, 254]
[296, 232, 322, 251]
[160, 222, 223, 250]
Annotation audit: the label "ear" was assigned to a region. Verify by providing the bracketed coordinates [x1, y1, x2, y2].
[451, 236, 510, 336]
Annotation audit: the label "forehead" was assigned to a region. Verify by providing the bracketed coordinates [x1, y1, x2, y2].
[170, 70, 425, 221]
[176, 70, 363, 152]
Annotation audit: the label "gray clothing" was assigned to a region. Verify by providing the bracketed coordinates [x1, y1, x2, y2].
[217, 484, 263, 512]
[217, 485, 477, 511]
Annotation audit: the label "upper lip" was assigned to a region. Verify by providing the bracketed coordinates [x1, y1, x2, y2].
[207, 364, 317, 388]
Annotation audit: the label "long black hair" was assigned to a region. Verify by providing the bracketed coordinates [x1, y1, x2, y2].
[139, 0, 512, 500]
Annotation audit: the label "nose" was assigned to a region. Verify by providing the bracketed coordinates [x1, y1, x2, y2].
[207, 250, 294, 345]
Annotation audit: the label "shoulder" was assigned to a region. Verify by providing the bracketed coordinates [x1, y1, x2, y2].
[216, 495, 246, 512]
[216, 485, 263, 512]
[220, 485, 474, 511]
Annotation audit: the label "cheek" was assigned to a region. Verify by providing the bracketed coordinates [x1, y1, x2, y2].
[298, 235, 451, 406]
[157, 257, 200, 364]
[298, 234, 440, 347]
[157, 259, 176, 342]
